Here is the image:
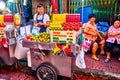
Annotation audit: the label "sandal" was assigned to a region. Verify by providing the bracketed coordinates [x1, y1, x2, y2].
[100, 51, 105, 55]
[105, 58, 110, 63]
[92, 56, 99, 61]
[118, 57, 120, 62]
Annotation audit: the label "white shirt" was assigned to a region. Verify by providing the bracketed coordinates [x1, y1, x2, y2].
[33, 13, 50, 24]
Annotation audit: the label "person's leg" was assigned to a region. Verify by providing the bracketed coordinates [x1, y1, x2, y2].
[99, 39, 105, 54]
[92, 42, 99, 60]
[106, 52, 111, 59]
[118, 51, 120, 61]
[105, 42, 113, 62]
[118, 45, 120, 61]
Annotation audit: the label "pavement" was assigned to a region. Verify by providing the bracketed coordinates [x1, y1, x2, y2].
[85, 53, 120, 73]
[0, 53, 119, 80]
[0, 66, 35, 80]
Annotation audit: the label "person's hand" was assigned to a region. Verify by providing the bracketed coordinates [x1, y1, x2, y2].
[39, 22, 44, 26]
[34, 23, 37, 27]
[93, 36, 97, 41]
[116, 35, 120, 38]
[99, 35, 103, 40]
[112, 33, 117, 36]
[37, 23, 41, 27]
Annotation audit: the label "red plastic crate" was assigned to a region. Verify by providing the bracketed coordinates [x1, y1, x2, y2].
[66, 14, 80, 22]
[4, 14, 14, 22]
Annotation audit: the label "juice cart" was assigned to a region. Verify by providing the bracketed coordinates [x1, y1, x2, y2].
[22, 39, 80, 80]
[0, 14, 16, 67]
[22, 14, 82, 80]
[0, 14, 26, 68]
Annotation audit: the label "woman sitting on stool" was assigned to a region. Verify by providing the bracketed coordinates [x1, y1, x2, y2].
[105, 19, 120, 62]
[84, 14, 105, 61]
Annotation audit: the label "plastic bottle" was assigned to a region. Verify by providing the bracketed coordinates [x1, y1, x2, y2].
[14, 14, 20, 28]
[0, 15, 4, 22]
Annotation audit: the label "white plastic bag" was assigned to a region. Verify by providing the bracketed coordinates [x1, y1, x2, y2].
[14, 40, 29, 60]
[75, 47, 86, 69]
[32, 27, 40, 34]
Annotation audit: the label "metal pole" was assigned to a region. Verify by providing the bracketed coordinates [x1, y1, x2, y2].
[82, 0, 84, 23]
[81, 0, 84, 48]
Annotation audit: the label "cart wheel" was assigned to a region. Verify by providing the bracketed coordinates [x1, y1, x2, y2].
[71, 73, 77, 80]
[36, 63, 57, 80]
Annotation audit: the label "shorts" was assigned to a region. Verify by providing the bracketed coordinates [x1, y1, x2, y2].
[106, 40, 120, 53]
[95, 37, 103, 44]
[90, 37, 103, 48]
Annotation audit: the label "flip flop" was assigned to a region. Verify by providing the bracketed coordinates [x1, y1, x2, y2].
[92, 56, 99, 61]
[105, 58, 110, 63]
[100, 51, 105, 55]
[118, 58, 120, 62]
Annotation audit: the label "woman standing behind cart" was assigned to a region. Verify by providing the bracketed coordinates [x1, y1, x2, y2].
[34, 3, 50, 33]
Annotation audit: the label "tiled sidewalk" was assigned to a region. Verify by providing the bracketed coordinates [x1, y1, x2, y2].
[85, 53, 120, 73]
[0, 66, 35, 80]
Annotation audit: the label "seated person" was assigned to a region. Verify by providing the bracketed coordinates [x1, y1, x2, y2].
[84, 14, 105, 61]
[105, 19, 120, 62]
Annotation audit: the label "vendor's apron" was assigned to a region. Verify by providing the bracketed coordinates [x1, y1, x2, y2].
[36, 14, 47, 33]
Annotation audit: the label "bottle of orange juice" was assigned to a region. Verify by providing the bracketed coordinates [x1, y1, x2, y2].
[0, 15, 4, 22]
[14, 14, 20, 28]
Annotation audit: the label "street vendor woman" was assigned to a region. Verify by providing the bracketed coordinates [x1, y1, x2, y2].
[34, 3, 50, 33]
[84, 14, 105, 61]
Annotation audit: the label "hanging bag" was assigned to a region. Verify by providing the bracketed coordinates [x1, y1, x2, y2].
[75, 47, 86, 69]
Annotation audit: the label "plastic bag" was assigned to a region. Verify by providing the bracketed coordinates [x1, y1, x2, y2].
[14, 40, 29, 60]
[96, 22, 109, 32]
[75, 47, 86, 69]
[32, 27, 40, 35]
[83, 39, 92, 52]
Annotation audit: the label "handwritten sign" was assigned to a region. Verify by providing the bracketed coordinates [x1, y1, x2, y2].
[50, 31, 77, 44]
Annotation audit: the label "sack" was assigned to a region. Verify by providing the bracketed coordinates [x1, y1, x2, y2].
[75, 47, 86, 69]
[14, 40, 29, 60]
